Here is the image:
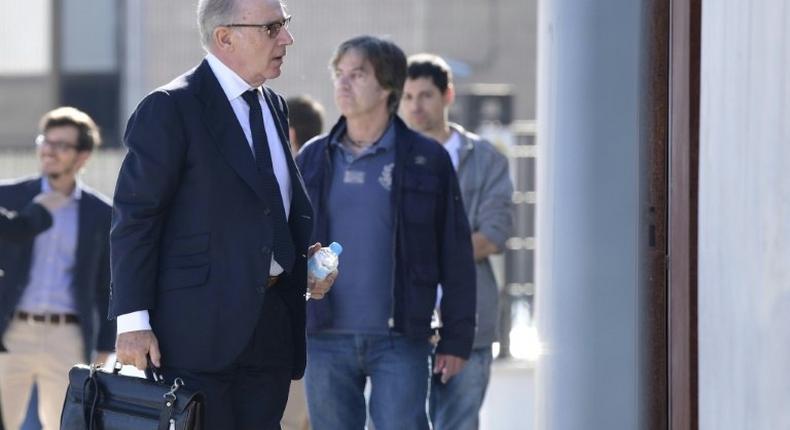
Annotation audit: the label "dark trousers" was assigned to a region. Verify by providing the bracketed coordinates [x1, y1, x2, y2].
[162, 286, 294, 430]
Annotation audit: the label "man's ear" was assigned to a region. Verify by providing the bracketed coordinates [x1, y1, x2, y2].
[214, 26, 234, 52]
[74, 151, 92, 171]
[444, 83, 456, 107]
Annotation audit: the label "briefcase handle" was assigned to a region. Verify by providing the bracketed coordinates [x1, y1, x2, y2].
[109, 354, 166, 383]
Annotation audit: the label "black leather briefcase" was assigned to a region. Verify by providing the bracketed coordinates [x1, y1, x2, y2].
[60, 362, 204, 430]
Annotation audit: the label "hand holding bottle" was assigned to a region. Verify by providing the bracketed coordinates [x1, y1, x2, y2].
[306, 242, 342, 300]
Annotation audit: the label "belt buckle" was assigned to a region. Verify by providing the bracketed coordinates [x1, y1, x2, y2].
[267, 276, 279, 288]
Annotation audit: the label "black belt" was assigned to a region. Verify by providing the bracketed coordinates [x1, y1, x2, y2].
[16, 311, 79, 324]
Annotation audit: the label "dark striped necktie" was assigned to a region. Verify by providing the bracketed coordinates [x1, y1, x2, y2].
[241, 89, 295, 273]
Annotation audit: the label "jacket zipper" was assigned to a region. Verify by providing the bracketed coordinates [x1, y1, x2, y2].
[388, 131, 405, 333]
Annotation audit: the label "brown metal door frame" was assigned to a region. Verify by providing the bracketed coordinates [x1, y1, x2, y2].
[668, 0, 701, 428]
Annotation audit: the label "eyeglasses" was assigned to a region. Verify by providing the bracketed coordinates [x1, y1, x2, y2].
[35, 135, 79, 152]
[224, 15, 292, 38]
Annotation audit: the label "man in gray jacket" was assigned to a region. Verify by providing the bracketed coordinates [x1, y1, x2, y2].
[401, 53, 514, 430]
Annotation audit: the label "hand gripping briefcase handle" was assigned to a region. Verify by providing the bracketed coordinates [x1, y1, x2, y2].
[60, 357, 204, 430]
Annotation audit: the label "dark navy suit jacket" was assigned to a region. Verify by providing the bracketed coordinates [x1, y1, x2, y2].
[0, 177, 115, 361]
[109, 60, 313, 377]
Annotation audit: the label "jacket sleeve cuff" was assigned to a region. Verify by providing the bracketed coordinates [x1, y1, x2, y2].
[21, 203, 53, 232]
[116, 311, 151, 335]
[435, 337, 474, 360]
[95, 319, 117, 352]
[477, 225, 509, 252]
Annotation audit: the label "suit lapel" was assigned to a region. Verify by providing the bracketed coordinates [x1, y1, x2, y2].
[23, 178, 42, 203]
[262, 88, 312, 227]
[74, 193, 94, 289]
[194, 60, 268, 203]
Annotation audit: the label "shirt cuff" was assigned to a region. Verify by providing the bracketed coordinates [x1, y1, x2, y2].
[117, 310, 151, 335]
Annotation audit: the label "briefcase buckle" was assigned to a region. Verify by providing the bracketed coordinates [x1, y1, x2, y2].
[164, 377, 184, 402]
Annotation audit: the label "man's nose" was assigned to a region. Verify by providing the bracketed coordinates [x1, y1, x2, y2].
[38, 144, 55, 155]
[279, 27, 294, 45]
[335, 75, 351, 89]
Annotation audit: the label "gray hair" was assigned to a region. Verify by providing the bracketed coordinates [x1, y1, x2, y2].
[197, 0, 238, 50]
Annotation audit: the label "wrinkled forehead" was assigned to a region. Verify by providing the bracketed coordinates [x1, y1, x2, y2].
[234, 0, 286, 21]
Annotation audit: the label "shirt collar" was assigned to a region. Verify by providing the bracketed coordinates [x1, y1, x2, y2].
[330, 116, 396, 153]
[443, 129, 461, 153]
[205, 53, 261, 102]
[41, 177, 83, 200]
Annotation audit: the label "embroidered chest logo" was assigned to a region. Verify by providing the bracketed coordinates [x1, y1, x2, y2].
[343, 170, 365, 184]
[379, 163, 394, 190]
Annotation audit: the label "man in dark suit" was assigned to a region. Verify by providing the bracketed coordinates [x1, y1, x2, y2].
[0, 107, 115, 430]
[110, 0, 334, 428]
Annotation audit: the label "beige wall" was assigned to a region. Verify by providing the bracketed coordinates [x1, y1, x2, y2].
[0, 1, 536, 148]
[0, 77, 55, 149]
[126, 0, 537, 125]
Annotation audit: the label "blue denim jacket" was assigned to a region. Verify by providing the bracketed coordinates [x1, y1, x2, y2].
[296, 116, 477, 359]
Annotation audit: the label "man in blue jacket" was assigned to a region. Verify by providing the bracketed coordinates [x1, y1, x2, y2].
[402, 53, 515, 430]
[296, 35, 476, 430]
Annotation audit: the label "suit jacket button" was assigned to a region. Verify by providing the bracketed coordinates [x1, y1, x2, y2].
[261, 246, 270, 254]
[0, 269, 4, 277]
[264, 208, 272, 215]
[257, 285, 266, 294]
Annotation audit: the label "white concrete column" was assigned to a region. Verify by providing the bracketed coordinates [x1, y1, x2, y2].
[535, 0, 644, 428]
[698, 1, 790, 429]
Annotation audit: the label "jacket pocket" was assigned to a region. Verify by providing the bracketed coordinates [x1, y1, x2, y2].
[158, 264, 210, 291]
[165, 232, 210, 257]
[159, 233, 211, 290]
[402, 174, 439, 224]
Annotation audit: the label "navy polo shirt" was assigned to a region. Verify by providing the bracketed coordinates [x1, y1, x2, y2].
[324, 119, 396, 334]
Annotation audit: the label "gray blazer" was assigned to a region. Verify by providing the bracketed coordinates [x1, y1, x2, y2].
[452, 123, 514, 348]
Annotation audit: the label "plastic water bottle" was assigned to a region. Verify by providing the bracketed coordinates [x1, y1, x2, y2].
[308, 242, 343, 281]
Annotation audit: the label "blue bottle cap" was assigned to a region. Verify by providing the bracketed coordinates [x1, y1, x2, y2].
[328, 242, 343, 255]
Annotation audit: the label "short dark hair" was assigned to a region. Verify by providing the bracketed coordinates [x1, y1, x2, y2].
[38, 106, 101, 152]
[406, 53, 453, 94]
[286, 95, 325, 150]
[330, 35, 407, 113]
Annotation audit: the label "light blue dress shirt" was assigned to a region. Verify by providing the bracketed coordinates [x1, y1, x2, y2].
[16, 178, 81, 314]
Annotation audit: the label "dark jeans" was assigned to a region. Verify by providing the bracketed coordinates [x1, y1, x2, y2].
[162, 288, 293, 430]
[304, 333, 432, 430]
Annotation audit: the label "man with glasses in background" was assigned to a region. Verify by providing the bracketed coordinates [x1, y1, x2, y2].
[110, 0, 334, 428]
[0, 106, 115, 430]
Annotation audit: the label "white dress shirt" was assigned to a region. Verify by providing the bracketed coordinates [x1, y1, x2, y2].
[442, 130, 462, 169]
[117, 54, 293, 334]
